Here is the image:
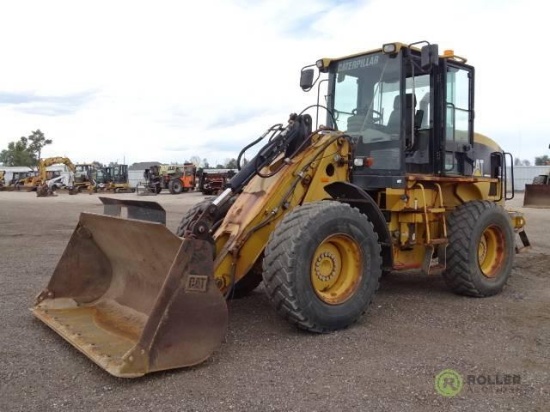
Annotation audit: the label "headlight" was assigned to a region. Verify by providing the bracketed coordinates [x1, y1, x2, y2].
[316, 58, 330, 73]
[353, 157, 374, 167]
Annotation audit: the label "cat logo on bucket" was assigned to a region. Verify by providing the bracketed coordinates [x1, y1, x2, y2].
[186, 275, 208, 292]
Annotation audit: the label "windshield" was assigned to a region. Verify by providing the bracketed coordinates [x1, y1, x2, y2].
[328, 51, 431, 172]
[329, 52, 404, 171]
[330, 52, 402, 141]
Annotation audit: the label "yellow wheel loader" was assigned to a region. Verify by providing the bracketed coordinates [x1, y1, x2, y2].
[32, 41, 530, 378]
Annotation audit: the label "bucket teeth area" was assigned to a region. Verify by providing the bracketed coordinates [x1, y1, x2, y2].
[33, 303, 140, 377]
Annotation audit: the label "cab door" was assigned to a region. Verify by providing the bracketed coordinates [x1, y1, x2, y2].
[443, 61, 475, 176]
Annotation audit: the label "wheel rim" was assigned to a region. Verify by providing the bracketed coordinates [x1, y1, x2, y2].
[477, 225, 505, 278]
[310, 234, 362, 305]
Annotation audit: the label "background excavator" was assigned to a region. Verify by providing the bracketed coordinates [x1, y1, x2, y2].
[33, 41, 529, 378]
[38, 158, 77, 196]
[16, 156, 76, 196]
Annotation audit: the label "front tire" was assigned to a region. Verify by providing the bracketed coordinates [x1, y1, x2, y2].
[176, 200, 213, 236]
[443, 200, 514, 297]
[262, 201, 382, 332]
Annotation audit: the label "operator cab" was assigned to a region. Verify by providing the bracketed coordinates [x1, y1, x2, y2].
[302, 42, 475, 190]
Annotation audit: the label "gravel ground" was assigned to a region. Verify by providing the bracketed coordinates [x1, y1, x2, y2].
[0, 190, 548, 411]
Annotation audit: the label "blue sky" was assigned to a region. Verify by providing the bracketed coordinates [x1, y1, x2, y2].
[0, 0, 547, 165]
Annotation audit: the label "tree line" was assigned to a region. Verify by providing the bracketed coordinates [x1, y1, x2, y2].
[516, 156, 550, 166]
[0, 130, 52, 167]
[0, 131, 242, 169]
[3, 131, 548, 168]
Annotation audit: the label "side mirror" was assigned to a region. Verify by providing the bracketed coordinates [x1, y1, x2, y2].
[421, 44, 439, 70]
[300, 68, 315, 91]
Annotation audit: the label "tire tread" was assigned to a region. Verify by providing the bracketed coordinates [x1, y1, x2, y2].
[443, 200, 512, 297]
[263, 202, 382, 332]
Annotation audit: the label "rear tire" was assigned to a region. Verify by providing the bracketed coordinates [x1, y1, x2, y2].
[176, 198, 258, 299]
[262, 201, 382, 332]
[443, 200, 514, 297]
[169, 179, 183, 194]
[227, 261, 263, 299]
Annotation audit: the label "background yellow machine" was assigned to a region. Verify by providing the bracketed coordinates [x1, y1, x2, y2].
[95, 164, 135, 193]
[10, 156, 76, 196]
[32, 41, 529, 378]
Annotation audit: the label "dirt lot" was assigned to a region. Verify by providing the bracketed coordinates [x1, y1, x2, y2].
[0, 190, 548, 411]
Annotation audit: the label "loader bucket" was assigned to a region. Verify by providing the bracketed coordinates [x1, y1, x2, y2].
[523, 184, 550, 208]
[32, 213, 228, 378]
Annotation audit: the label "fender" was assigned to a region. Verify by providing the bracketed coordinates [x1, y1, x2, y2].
[324, 181, 392, 270]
